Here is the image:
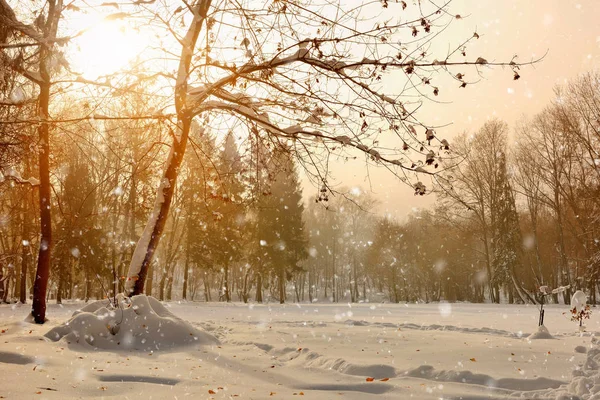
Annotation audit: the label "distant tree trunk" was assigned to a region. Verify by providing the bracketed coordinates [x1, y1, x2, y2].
[352, 257, 359, 302]
[183, 259, 189, 300]
[255, 273, 263, 303]
[159, 271, 167, 301]
[332, 240, 337, 302]
[308, 270, 313, 303]
[19, 197, 30, 304]
[324, 262, 328, 299]
[203, 276, 211, 302]
[279, 266, 286, 304]
[84, 263, 92, 302]
[241, 268, 250, 303]
[166, 275, 174, 300]
[223, 261, 230, 302]
[182, 218, 191, 299]
[56, 271, 62, 304]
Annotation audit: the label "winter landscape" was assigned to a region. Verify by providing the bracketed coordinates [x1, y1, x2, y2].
[1, 0, 600, 399]
[2, 299, 600, 399]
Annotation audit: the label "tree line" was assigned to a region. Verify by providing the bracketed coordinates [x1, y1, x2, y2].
[0, 0, 537, 319]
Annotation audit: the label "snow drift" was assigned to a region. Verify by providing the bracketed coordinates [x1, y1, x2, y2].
[528, 324, 555, 340]
[45, 294, 218, 351]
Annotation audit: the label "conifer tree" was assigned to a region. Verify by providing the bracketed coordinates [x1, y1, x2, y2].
[211, 132, 245, 302]
[255, 151, 307, 303]
[491, 152, 534, 303]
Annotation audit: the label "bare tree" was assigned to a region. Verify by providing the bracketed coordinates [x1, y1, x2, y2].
[124, 0, 533, 295]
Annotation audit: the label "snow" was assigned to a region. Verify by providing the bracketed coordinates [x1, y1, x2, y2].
[572, 290, 588, 312]
[45, 295, 218, 351]
[0, 302, 597, 399]
[528, 324, 555, 340]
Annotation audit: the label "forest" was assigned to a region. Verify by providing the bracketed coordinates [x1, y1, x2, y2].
[0, 0, 597, 317]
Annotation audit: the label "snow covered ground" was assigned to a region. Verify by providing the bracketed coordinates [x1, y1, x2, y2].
[0, 300, 598, 399]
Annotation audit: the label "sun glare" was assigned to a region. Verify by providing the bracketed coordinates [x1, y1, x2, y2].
[71, 18, 145, 79]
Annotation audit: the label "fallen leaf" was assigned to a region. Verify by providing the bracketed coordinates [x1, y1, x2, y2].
[208, 389, 216, 394]
[469, 358, 476, 362]
[366, 377, 374, 382]
[380, 378, 390, 382]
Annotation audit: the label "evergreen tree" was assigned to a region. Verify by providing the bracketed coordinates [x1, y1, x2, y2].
[211, 132, 246, 302]
[183, 128, 220, 300]
[491, 152, 533, 303]
[254, 151, 307, 303]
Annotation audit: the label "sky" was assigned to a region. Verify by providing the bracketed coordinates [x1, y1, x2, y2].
[314, 0, 600, 220]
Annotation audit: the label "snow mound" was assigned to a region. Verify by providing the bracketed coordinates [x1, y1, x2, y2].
[45, 294, 218, 351]
[540, 339, 600, 399]
[528, 324, 554, 340]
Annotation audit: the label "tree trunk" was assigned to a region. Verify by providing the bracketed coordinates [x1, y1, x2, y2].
[146, 262, 153, 296]
[32, 79, 52, 322]
[166, 275, 173, 300]
[279, 266, 286, 304]
[56, 270, 62, 304]
[19, 196, 30, 304]
[223, 261, 230, 302]
[125, 1, 211, 296]
[204, 276, 211, 302]
[256, 273, 263, 303]
[183, 260, 189, 300]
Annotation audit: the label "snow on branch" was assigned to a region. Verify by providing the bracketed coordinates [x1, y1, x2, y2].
[0, 167, 40, 186]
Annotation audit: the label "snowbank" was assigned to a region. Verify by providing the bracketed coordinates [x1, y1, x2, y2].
[541, 338, 600, 399]
[45, 294, 218, 351]
[528, 324, 555, 340]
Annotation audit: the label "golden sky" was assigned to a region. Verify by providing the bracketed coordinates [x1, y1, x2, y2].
[319, 0, 600, 219]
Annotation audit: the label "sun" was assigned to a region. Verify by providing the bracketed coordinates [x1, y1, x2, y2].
[70, 18, 146, 79]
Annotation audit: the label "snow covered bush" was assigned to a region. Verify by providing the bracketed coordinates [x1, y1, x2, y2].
[45, 294, 218, 351]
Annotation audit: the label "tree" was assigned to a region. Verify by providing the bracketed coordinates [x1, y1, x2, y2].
[123, 0, 533, 294]
[0, 0, 65, 322]
[254, 150, 307, 303]
[491, 152, 534, 303]
[438, 120, 509, 302]
[211, 132, 246, 302]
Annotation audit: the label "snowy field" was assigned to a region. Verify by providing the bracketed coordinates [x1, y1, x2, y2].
[1, 300, 599, 399]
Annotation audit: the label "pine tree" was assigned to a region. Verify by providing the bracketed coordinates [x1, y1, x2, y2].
[182, 128, 219, 301]
[211, 132, 246, 302]
[254, 151, 307, 303]
[491, 152, 533, 303]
